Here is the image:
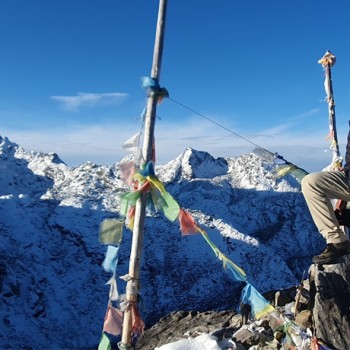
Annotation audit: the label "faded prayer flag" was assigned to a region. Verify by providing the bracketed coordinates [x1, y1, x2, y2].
[102, 246, 120, 273]
[103, 305, 123, 336]
[99, 219, 123, 245]
[98, 332, 111, 350]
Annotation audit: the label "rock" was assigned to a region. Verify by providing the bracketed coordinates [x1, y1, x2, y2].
[133, 257, 350, 350]
[135, 310, 241, 350]
[135, 309, 294, 350]
[310, 255, 350, 349]
[294, 309, 312, 329]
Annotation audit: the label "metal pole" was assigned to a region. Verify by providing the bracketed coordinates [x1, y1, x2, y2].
[120, 1, 168, 348]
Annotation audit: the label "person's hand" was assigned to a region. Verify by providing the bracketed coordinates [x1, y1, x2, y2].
[335, 199, 347, 211]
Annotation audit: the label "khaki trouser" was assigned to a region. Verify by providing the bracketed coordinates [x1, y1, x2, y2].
[301, 171, 350, 244]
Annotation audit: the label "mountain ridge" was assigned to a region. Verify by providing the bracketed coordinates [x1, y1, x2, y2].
[0, 136, 322, 349]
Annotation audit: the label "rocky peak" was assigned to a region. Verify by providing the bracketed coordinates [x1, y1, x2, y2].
[157, 147, 228, 183]
[0, 136, 19, 159]
[0, 135, 325, 349]
[180, 147, 228, 179]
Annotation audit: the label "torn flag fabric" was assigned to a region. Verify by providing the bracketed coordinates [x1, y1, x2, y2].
[131, 304, 145, 336]
[122, 133, 141, 154]
[106, 275, 119, 302]
[118, 161, 136, 186]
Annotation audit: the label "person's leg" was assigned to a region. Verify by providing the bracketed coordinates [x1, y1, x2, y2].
[301, 171, 350, 243]
[302, 171, 350, 264]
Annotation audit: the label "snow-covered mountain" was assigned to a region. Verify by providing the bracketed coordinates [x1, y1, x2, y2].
[0, 136, 323, 349]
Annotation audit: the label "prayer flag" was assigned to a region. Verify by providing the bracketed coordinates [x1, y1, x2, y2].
[120, 190, 142, 217]
[179, 209, 199, 235]
[148, 176, 180, 221]
[106, 276, 119, 301]
[103, 305, 123, 336]
[139, 161, 155, 177]
[131, 304, 145, 336]
[160, 192, 180, 222]
[118, 161, 136, 186]
[198, 228, 247, 282]
[241, 283, 275, 320]
[98, 333, 111, 350]
[102, 246, 120, 273]
[221, 255, 247, 282]
[122, 133, 141, 154]
[126, 206, 136, 231]
[99, 219, 123, 245]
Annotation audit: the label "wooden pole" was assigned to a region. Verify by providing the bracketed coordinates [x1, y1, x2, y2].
[318, 50, 340, 169]
[120, 1, 168, 348]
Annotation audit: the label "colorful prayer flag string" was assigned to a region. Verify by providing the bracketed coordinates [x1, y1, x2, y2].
[253, 147, 309, 183]
[100, 150, 283, 347]
[111, 162, 276, 322]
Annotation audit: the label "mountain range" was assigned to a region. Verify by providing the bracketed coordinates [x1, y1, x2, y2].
[0, 135, 323, 349]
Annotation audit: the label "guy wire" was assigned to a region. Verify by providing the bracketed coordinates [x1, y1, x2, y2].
[168, 97, 270, 154]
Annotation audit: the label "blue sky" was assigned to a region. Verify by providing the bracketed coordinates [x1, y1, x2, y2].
[1, 0, 350, 172]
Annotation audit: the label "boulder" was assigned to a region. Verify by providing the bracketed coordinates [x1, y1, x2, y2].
[310, 255, 350, 350]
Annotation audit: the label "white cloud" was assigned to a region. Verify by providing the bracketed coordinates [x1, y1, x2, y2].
[290, 108, 320, 121]
[50, 92, 129, 111]
[3, 117, 344, 173]
[3, 124, 137, 164]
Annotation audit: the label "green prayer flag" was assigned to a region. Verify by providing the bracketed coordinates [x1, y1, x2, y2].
[161, 192, 180, 221]
[290, 168, 308, 183]
[120, 190, 141, 216]
[98, 333, 111, 350]
[99, 219, 124, 245]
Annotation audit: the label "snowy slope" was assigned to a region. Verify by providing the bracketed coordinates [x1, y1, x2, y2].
[0, 136, 322, 349]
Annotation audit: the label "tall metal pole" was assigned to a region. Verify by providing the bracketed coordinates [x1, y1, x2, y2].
[318, 50, 341, 169]
[120, 1, 168, 348]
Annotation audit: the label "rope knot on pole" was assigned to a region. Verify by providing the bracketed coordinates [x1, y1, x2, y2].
[118, 341, 135, 350]
[141, 76, 169, 101]
[120, 274, 140, 299]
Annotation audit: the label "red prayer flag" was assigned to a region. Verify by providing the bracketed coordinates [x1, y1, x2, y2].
[179, 209, 199, 235]
[103, 305, 123, 336]
[131, 304, 145, 336]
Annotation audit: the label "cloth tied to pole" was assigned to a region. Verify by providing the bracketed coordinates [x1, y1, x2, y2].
[318, 50, 336, 67]
[141, 76, 169, 102]
[318, 50, 342, 170]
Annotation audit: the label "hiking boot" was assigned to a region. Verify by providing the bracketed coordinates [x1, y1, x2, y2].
[312, 240, 350, 265]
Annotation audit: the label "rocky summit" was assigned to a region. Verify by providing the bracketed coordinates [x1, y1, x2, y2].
[0, 136, 324, 349]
